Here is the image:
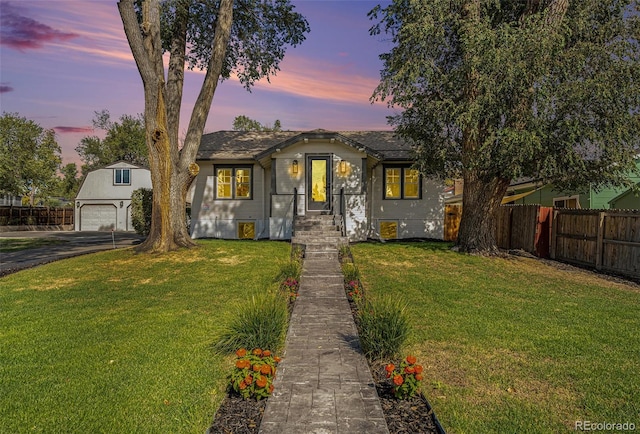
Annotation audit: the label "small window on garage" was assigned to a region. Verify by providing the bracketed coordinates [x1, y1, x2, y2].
[238, 222, 255, 239]
[380, 221, 398, 240]
[114, 168, 131, 185]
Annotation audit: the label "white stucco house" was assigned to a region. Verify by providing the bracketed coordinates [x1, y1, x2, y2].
[74, 161, 152, 231]
[190, 130, 447, 241]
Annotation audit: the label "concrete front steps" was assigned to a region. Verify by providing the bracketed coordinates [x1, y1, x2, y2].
[291, 215, 349, 261]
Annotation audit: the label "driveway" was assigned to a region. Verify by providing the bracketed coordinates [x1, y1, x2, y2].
[0, 231, 145, 276]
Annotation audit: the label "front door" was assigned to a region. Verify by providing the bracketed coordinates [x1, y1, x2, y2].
[307, 156, 331, 212]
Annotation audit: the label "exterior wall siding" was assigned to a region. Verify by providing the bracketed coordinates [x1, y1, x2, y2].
[369, 165, 445, 240]
[190, 161, 267, 239]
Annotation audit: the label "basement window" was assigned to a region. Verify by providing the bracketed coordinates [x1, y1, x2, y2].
[380, 221, 398, 240]
[238, 222, 255, 239]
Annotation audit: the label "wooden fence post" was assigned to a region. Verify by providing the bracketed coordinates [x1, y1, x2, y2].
[550, 209, 558, 260]
[595, 211, 605, 271]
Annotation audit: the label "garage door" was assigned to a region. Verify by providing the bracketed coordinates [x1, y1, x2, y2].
[80, 204, 117, 231]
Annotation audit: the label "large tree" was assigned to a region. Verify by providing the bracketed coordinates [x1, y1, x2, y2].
[370, 0, 640, 254]
[76, 109, 147, 175]
[118, 0, 308, 252]
[0, 112, 62, 206]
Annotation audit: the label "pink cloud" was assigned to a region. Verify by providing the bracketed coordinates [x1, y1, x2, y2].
[53, 126, 93, 134]
[0, 83, 13, 93]
[250, 55, 381, 105]
[0, 2, 79, 51]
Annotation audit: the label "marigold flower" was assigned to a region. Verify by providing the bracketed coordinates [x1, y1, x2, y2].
[245, 375, 253, 384]
[393, 375, 404, 386]
[269, 384, 274, 394]
[260, 364, 272, 375]
[406, 355, 417, 365]
[236, 360, 249, 369]
[256, 375, 268, 388]
[414, 365, 423, 374]
[405, 366, 415, 374]
[236, 348, 247, 357]
[385, 363, 395, 373]
[253, 348, 263, 356]
[252, 364, 261, 372]
[274, 356, 282, 363]
[239, 380, 247, 390]
[262, 350, 271, 357]
[415, 374, 423, 381]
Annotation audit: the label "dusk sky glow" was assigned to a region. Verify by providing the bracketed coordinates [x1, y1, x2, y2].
[0, 0, 397, 166]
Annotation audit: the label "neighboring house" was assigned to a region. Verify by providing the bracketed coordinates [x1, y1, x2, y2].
[0, 194, 22, 206]
[446, 159, 640, 210]
[190, 130, 447, 241]
[75, 161, 152, 231]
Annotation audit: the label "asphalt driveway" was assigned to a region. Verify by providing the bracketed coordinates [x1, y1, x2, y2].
[0, 231, 145, 276]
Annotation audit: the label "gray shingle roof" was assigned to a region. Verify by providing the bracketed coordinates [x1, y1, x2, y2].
[197, 130, 414, 161]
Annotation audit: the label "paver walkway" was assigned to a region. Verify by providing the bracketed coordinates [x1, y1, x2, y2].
[259, 245, 389, 434]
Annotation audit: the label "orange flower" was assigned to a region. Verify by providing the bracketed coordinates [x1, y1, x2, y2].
[406, 355, 417, 365]
[274, 356, 282, 363]
[405, 366, 415, 374]
[262, 350, 271, 357]
[244, 375, 253, 384]
[393, 375, 404, 386]
[269, 384, 274, 394]
[415, 374, 423, 381]
[256, 375, 268, 388]
[253, 348, 263, 356]
[385, 364, 395, 373]
[252, 364, 261, 372]
[235, 360, 249, 369]
[239, 380, 247, 390]
[260, 364, 272, 375]
[236, 348, 247, 357]
[414, 365, 423, 374]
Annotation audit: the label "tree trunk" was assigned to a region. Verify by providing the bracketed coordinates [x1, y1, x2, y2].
[456, 172, 510, 254]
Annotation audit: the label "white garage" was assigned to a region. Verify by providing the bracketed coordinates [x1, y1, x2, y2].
[79, 204, 117, 231]
[74, 162, 152, 232]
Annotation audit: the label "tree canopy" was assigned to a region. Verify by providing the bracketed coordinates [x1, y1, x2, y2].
[0, 112, 62, 205]
[232, 115, 282, 131]
[370, 0, 640, 253]
[75, 109, 147, 174]
[118, 0, 309, 252]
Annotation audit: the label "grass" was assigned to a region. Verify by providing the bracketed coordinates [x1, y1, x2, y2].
[0, 237, 66, 252]
[0, 240, 290, 434]
[350, 241, 640, 434]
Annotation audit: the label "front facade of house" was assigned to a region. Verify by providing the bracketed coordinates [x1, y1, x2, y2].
[75, 161, 152, 231]
[190, 130, 447, 241]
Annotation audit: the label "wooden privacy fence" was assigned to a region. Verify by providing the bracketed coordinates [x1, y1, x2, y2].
[0, 206, 74, 227]
[551, 209, 640, 279]
[446, 204, 640, 280]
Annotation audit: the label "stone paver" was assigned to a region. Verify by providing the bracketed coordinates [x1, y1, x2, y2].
[260, 247, 389, 434]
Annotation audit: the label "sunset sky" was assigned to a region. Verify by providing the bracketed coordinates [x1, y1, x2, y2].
[0, 0, 397, 166]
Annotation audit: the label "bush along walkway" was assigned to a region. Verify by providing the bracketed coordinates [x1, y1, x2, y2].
[259, 242, 389, 433]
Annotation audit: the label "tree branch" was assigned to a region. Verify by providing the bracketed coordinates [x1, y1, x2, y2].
[166, 0, 189, 155]
[117, 0, 154, 84]
[179, 0, 235, 168]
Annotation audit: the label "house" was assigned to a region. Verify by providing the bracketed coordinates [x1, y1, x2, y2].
[445, 159, 640, 210]
[190, 130, 447, 241]
[74, 161, 152, 231]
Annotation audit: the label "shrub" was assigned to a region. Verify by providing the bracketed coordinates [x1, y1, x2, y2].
[230, 348, 281, 400]
[214, 292, 289, 354]
[358, 295, 410, 361]
[341, 262, 360, 283]
[385, 355, 424, 399]
[130, 188, 152, 236]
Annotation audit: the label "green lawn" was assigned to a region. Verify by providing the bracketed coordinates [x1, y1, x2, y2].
[351, 241, 640, 434]
[0, 240, 290, 434]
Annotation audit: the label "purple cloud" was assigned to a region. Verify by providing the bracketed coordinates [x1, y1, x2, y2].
[53, 126, 93, 134]
[0, 2, 79, 51]
[0, 83, 13, 93]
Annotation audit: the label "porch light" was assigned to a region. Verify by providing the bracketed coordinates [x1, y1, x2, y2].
[292, 160, 299, 174]
[339, 160, 347, 175]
